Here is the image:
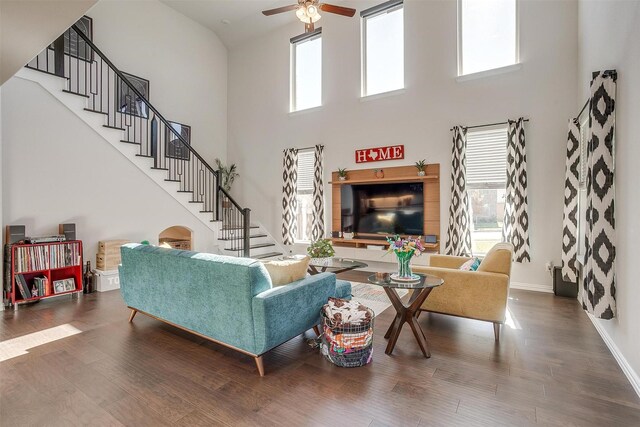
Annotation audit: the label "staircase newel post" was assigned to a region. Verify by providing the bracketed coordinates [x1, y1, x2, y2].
[53, 33, 65, 78]
[243, 208, 251, 258]
[215, 185, 221, 222]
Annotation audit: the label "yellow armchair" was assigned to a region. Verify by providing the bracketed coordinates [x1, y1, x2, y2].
[413, 243, 513, 341]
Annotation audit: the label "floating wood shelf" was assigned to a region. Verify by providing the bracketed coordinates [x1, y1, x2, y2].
[330, 237, 439, 252]
[329, 175, 438, 185]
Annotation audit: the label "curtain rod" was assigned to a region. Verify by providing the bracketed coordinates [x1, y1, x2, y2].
[574, 99, 590, 122]
[449, 119, 529, 132]
[283, 145, 324, 153]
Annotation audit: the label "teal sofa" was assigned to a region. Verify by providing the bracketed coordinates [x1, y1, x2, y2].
[119, 243, 351, 375]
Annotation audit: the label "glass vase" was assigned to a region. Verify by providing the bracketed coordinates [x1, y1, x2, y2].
[395, 250, 414, 279]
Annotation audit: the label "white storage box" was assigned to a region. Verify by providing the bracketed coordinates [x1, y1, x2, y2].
[94, 269, 120, 292]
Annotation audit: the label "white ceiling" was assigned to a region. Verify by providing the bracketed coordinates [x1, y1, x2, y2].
[160, 0, 351, 48]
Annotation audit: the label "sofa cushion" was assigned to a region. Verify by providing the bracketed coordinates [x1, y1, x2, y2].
[477, 243, 514, 276]
[261, 256, 310, 286]
[459, 257, 481, 271]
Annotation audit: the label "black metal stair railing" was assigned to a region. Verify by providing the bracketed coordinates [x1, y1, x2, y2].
[25, 24, 251, 257]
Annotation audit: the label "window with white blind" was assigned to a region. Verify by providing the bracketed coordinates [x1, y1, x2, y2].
[290, 30, 322, 112]
[361, 0, 404, 97]
[458, 0, 518, 76]
[466, 127, 508, 254]
[295, 149, 315, 242]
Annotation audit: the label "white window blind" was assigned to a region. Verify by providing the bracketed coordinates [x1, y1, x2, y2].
[466, 127, 508, 188]
[297, 149, 315, 195]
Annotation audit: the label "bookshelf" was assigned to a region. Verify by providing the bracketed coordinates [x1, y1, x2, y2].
[8, 241, 83, 308]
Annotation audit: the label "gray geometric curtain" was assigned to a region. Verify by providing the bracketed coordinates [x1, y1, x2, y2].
[445, 126, 472, 257]
[503, 118, 531, 263]
[282, 148, 298, 245]
[582, 70, 617, 320]
[562, 120, 581, 283]
[310, 145, 325, 242]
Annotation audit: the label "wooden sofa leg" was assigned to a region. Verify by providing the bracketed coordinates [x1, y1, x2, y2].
[493, 323, 501, 342]
[254, 355, 265, 377]
[313, 325, 321, 336]
[128, 309, 137, 323]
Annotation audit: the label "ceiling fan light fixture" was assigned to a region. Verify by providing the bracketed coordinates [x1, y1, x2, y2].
[296, 4, 321, 24]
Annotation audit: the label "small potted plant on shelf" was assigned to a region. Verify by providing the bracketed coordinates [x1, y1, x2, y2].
[337, 168, 348, 181]
[415, 159, 427, 176]
[307, 239, 335, 266]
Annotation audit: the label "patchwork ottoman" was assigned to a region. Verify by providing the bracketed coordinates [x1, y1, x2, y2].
[320, 297, 374, 368]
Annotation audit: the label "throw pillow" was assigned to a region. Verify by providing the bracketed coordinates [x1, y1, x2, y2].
[262, 256, 310, 287]
[459, 257, 481, 271]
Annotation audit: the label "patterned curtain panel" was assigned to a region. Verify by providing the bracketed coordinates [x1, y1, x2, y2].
[445, 126, 472, 257]
[562, 120, 581, 282]
[282, 148, 298, 245]
[503, 118, 531, 263]
[310, 145, 326, 242]
[582, 70, 617, 320]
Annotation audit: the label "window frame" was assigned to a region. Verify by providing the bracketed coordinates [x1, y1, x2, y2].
[361, 0, 405, 98]
[290, 29, 323, 113]
[466, 125, 509, 255]
[457, 0, 520, 78]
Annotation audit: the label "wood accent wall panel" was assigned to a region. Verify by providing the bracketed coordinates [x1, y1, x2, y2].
[330, 164, 441, 252]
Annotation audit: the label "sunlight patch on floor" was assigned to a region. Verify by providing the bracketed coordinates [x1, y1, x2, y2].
[505, 307, 522, 330]
[0, 324, 82, 362]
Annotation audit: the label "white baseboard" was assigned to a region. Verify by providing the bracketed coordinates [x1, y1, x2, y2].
[586, 313, 640, 399]
[511, 281, 554, 293]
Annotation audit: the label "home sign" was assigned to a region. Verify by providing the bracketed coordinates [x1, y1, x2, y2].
[355, 145, 405, 163]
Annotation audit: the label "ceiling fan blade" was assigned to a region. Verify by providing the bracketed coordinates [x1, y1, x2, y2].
[262, 4, 299, 16]
[319, 3, 356, 17]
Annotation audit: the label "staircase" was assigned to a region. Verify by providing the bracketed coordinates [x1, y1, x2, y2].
[21, 24, 282, 260]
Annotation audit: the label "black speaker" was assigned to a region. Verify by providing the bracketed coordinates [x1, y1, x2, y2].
[553, 266, 578, 298]
[5, 225, 26, 244]
[59, 223, 76, 241]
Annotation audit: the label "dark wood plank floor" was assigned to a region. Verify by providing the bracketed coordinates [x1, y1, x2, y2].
[2, 271, 639, 426]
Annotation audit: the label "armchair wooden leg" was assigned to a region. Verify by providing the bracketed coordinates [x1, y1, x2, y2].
[493, 323, 501, 342]
[128, 309, 137, 323]
[254, 355, 265, 377]
[313, 325, 321, 336]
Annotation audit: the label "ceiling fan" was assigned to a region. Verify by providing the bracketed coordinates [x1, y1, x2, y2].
[262, 1, 356, 33]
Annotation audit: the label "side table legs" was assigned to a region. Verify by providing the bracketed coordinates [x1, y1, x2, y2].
[382, 287, 434, 358]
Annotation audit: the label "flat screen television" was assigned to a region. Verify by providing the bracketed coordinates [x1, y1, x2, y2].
[341, 182, 424, 236]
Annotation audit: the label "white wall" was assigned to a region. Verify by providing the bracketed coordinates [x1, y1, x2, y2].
[578, 0, 640, 388]
[1, 77, 218, 269]
[88, 0, 228, 165]
[0, 0, 98, 84]
[228, 0, 579, 288]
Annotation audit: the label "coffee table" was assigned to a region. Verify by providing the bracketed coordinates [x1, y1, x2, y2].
[368, 273, 444, 358]
[307, 257, 368, 275]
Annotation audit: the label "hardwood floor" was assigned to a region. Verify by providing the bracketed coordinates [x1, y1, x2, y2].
[2, 271, 639, 426]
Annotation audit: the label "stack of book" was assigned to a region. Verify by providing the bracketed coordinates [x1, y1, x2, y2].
[33, 276, 49, 297]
